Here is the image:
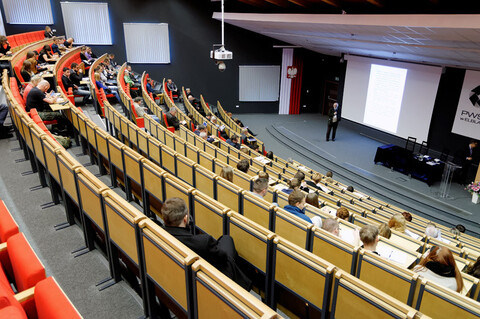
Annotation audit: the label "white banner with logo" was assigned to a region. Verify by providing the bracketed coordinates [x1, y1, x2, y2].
[452, 70, 480, 140]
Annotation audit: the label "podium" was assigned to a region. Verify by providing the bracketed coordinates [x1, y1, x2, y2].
[439, 161, 461, 199]
[476, 161, 480, 182]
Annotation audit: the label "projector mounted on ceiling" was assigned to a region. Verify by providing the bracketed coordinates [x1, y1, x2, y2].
[211, 0, 232, 72]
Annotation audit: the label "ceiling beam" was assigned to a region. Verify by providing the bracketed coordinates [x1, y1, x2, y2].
[237, 0, 270, 7]
[265, 0, 291, 8]
[287, 0, 310, 8]
[366, 0, 385, 7]
[308, 0, 341, 9]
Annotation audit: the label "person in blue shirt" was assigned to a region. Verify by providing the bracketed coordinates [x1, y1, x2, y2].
[283, 190, 312, 224]
[226, 135, 241, 150]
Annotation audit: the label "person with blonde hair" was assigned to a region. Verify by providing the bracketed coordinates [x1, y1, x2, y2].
[220, 166, 233, 183]
[23, 75, 42, 104]
[413, 246, 464, 292]
[378, 223, 391, 239]
[388, 213, 420, 239]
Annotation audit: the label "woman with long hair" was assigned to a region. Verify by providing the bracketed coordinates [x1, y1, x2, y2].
[413, 246, 464, 292]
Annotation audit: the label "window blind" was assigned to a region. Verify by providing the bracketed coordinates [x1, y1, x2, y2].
[2, 0, 53, 25]
[239, 65, 281, 102]
[60, 2, 112, 45]
[123, 23, 170, 64]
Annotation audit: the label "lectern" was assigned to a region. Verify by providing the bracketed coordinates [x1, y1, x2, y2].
[476, 161, 480, 182]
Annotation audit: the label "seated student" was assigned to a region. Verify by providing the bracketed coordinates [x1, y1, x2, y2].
[0, 36, 11, 57]
[236, 159, 250, 174]
[325, 171, 334, 183]
[85, 46, 97, 60]
[388, 213, 421, 240]
[378, 223, 392, 239]
[26, 80, 71, 146]
[61, 67, 91, 105]
[250, 178, 269, 199]
[161, 198, 252, 290]
[294, 171, 310, 193]
[70, 63, 87, 88]
[101, 59, 116, 81]
[124, 65, 141, 97]
[44, 26, 54, 38]
[466, 256, 480, 279]
[146, 78, 161, 95]
[346, 186, 354, 192]
[226, 135, 241, 150]
[413, 246, 464, 293]
[95, 72, 121, 104]
[306, 173, 333, 194]
[132, 97, 160, 123]
[20, 60, 34, 82]
[283, 190, 313, 224]
[266, 151, 274, 160]
[220, 166, 233, 183]
[305, 193, 320, 208]
[166, 78, 179, 97]
[165, 106, 181, 130]
[23, 75, 42, 105]
[359, 225, 380, 254]
[336, 207, 349, 221]
[200, 131, 215, 143]
[188, 95, 204, 116]
[194, 124, 205, 135]
[282, 178, 301, 195]
[80, 46, 94, 66]
[51, 37, 62, 56]
[425, 223, 450, 244]
[402, 211, 412, 222]
[322, 218, 340, 236]
[63, 37, 74, 49]
[37, 45, 57, 64]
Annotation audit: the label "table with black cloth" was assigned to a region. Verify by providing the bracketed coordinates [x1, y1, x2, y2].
[374, 144, 444, 186]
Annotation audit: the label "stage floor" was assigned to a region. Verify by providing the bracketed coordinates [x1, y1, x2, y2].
[236, 113, 480, 237]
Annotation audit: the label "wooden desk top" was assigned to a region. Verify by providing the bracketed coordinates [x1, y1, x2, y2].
[50, 102, 70, 111]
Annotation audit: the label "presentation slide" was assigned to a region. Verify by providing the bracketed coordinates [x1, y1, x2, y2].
[342, 55, 442, 142]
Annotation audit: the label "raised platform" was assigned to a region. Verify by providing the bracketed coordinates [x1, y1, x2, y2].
[235, 113, 480, 237]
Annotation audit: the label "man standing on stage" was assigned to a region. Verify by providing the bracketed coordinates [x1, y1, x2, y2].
[326, 102, 340, 141]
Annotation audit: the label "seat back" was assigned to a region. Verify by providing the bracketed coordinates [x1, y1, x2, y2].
[7, 233, 46, 291]
[226, 212, 275, 277]
[330, 270, 422, 319]
[415, 278, 480, 319]
[274, 208, 312, 250]
[311, 227, 359, 275]
[191, 259, 280, 319]
[76, 167, 109, 231]
[242, 191, 275, 230]
[103, 190, 146, 266]
[192, 190, 229, 240]
[193, 165, 216, 198]
[35, 277, 82, 319]
[0, 201, 19, 243]
[356, 249, 419, 306]
[139, 219, 198, 317]
[272, 237, 335, 317]
[215, 177, 243, 213]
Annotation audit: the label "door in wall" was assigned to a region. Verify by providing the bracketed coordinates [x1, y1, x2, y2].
[322, 80, 338, 115]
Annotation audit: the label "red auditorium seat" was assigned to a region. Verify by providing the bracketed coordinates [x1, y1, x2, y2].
[1, 233, 46, 292]
[0, 277, 81, 319]
[163, 113, 175, 133]
[0, 201, 19, 243]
